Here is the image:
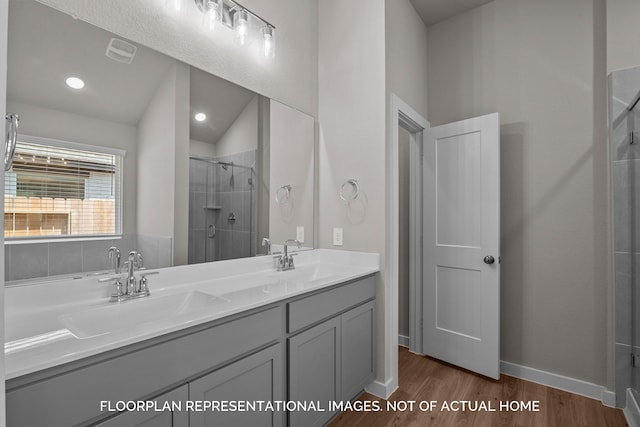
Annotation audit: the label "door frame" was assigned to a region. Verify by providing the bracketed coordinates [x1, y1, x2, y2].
[387, 94, 429, 397]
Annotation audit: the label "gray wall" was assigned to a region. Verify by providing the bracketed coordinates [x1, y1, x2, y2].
[386, 0, 430, 347]
[137, 61, 190, 266]
[427, 0, 610, 387]
[318, 0, 388, 382]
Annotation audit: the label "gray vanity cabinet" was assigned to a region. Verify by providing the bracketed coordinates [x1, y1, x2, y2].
[287, 276, 376, 427]
[288, 316, 341, 427]
[189, 343, 285, 427]
[7, 274, 376, 427]
[94, 386, 189, 427]
[341, 300, 376, 401]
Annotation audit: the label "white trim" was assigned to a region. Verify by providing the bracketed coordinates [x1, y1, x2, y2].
[625, 388, 640, 427]
[365, 379, 397, 400]
[602, 390, 617, 408]
[398, 334, 409, 348]
[18, 134, 127, 157]
[500, 360, 615, 405]
[388, 94, 429, 405]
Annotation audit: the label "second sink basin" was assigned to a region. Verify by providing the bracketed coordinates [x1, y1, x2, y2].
[59, 291, 228, 338]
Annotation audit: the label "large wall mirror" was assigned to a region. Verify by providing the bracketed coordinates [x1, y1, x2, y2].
[4, 0, 315, 283]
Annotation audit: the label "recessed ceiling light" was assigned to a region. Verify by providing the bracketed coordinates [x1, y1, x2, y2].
[65, 76, 85, 89]
[194, 112, 207, 122]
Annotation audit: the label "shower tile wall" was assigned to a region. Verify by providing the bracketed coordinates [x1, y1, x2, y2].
[212, 150, 256, 261]
[188, 150, 256, 264]
[612, 65, 640, 406]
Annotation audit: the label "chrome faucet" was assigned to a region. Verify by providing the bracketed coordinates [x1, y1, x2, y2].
[262, 237, 272, 255]
[101, 251, 155, 303]
[107, 246, 121, 274]
[125, 251, 143, 294]
[274, 239, 301, 271]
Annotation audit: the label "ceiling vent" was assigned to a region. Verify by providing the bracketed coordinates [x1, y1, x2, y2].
[105, 38, 137, 64]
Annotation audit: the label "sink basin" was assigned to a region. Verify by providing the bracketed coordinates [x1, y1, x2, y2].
[276, 264, 344, 284]
[59, 291, 228, 338]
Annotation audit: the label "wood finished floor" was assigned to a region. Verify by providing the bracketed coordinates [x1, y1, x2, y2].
[329, 347, 627, 427]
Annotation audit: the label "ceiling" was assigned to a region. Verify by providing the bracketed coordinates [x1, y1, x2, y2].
[410, 0, 494, 26]
[189, 68, 256, 145]
[8, 0, 255, 145]
[7, 0, 174, 126]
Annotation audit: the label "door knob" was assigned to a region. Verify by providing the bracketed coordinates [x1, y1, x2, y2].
[483, 255, 495, 265]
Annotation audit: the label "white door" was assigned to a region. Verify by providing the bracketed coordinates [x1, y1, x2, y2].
[422, 112, 500, 379]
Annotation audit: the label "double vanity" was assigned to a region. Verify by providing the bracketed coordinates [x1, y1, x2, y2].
[5, 249, 379, 427]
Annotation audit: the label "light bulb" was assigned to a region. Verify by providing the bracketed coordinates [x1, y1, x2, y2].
[207, 0, 220, 30]
[65, 76, 85, 89]
[234, 10, 249, 45]
[174, 0, 182, 11]
[262, 25, 275, 58]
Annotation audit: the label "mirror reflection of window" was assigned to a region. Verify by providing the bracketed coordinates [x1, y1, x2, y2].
[4, 137, 123, 239]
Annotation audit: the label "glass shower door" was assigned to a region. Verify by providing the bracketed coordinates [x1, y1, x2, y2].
[611, 65, 640, 410]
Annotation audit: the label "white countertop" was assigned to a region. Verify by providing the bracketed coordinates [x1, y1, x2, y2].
[5, 249, 379, 380]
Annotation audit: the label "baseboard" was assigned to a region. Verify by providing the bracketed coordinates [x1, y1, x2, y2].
[625, 389, 640, 427]
[398, 334, 409, 348]
[365, 378, 397, 400]
[500, 360, 614, 406]
[602, 390, 617, 408]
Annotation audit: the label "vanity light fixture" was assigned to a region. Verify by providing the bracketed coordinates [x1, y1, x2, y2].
[234, 9, 249, 45]
[262, 25, 275, 58]
[194, 112, 207, 122]
[65, 76, 85, 90]
[192, 0, 275, 57]
[203, 0, 221, 30]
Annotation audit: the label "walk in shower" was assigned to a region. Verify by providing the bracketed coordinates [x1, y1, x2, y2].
[611, 65, 640, 415]
[188, 150, 256, 264]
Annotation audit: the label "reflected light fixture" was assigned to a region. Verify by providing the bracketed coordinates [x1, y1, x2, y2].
[65, 76, 85, 89]
[262, 25, 275, 58]
[207, 0, 221, 30]
[192, 0, 275, 57]
[195, 112, 207, 122]
[234, 9, 249, 45]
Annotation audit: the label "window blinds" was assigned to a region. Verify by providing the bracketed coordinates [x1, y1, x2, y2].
[4, 139, 122, 239]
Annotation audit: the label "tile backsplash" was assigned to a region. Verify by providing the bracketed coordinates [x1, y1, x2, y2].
[5, 234, 172, 282]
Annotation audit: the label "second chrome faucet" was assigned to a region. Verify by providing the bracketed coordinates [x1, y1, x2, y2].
[274, 239, 301, 271]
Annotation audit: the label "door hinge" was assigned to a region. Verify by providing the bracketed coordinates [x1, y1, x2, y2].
[632, 353, 636, 368]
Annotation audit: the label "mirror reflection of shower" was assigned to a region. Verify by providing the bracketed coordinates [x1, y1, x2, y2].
[188, 151, 256, 263]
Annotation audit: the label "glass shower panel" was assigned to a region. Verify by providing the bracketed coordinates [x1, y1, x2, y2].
[611, 65, 640, 408]
[188, 151, 256, 264]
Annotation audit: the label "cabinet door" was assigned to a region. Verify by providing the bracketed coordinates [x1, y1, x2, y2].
[341, 301, 376, 400]
[288, 316, 341, 427]
[94, 385, 188, 427]
[189, 344, 284, 427]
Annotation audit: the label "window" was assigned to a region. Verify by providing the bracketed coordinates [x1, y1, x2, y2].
[4, 136, 124, 240]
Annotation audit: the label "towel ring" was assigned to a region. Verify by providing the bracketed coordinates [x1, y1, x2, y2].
[275, 185, 291, 204]
[340, 179, 359, 202]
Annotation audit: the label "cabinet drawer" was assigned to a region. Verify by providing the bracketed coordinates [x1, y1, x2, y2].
[287, 275, 375, 333]
[7, 307, 282, 427]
